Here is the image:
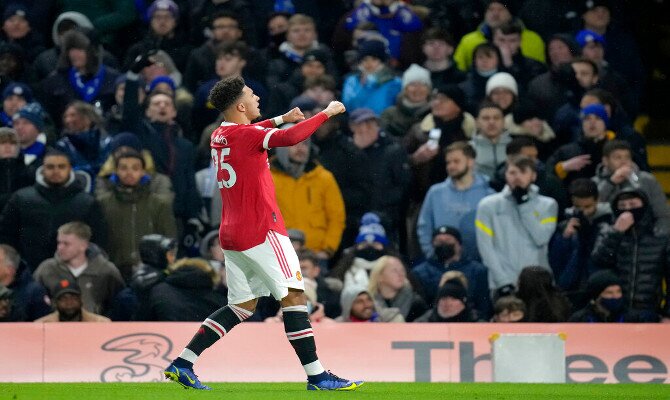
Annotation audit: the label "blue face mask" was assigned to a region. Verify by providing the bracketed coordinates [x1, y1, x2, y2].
[477, 68, 497, 78]
[599, 297, 624, 313]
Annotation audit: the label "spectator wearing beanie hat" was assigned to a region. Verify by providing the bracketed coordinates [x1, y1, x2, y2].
[1, 83, 33, 127]
[485, 72, 518, 114]
[547, 103, 614, 189]
[415, 280, 476, 322]
[0, 4, 45, 62]
[569, 270, 645, 323]
[95, 132, 174, 201]
[342, 39, 401, 116]
[13, 103, 51, 178]
[380, 64, 432, 138]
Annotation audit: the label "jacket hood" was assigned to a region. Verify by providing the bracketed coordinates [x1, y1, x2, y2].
[165, 266, 215, 289]
[35, 166, 76, 188]
[52, 12, 94, 47]
[98, 150, 157, 177]
[339, 285, 371, 321]
[419, 112, 476, 139]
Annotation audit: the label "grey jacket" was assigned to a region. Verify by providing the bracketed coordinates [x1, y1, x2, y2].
[470, 132, 513, 179]
[593, 163, 670, 235]
[475, 185, 558, 289]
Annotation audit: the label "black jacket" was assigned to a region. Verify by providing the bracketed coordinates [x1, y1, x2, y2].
[569, 301, 647, 323]
[0, 155, 34, 211]
[546, 136, 608, 189]
[142, 266, 226, 321]
[5, 261, 51, 321]
[0, 172, 107, 271]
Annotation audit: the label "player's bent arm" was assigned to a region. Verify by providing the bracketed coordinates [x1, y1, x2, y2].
[266, 112, 329, 148]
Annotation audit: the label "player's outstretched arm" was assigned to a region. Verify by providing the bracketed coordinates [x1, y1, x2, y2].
[322, 101, 346, 118]
[266, 102, 346, 148]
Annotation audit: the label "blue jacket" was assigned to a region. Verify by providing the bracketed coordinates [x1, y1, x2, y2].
[411, 257, 491, 320]
[342, 66, 401, 116]
[417, 173, 493, 260]
[345, 1, 422, 59]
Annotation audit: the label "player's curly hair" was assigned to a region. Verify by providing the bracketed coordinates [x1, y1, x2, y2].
[208, 76, 245, 113]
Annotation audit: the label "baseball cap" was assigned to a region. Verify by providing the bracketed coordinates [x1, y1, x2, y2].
[348, 108, 378, 124]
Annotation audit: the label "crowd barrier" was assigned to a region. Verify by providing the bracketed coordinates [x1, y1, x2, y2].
[1, 323, 668, 383]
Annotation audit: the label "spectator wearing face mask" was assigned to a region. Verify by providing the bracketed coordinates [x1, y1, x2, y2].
[411, 225, 491, 320]
[569, 270, 646, 323]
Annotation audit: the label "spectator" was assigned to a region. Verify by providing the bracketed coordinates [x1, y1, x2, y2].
[270, 137, 345, 262]
[516, 266, 571, 322]
[414, 280, 476, 322]
[264, 12, 290, 60]
[39, 30, 120, 127]
[54, 0, 135, 48]
[129, 234, 177, 320]
[569, 270, 646, 323]
[342, 39, 401, 116]
[336, 285, 404, 322]
[56, 101, 111, 184]
[489, 137, 567, 211]
[124, 0, 192, 73]
[491, 21, 546, 92]
[0, 4, 45, 62]
[506, 101, 556, 158]
[347, 109, 411, 244]
[0, 150, 106, 271]
[417, 142, 493, 260]
[0, 283, 14, 321]
[104, 76, 145, 135]
[0, 244, 50, 321]
[265, 14, 337, 91]
[405, 86, 475, 206]
[189, 0, 257, 47]
[380, 64, 432, 139]
[421, 28, 466, 89]
[459, 43, 502, 115]
[96, 132, 173, 201]
[411, 225, 492, 320]
[367, 255, 428, 322]
[34, 278, 110, 322]
[344, 0, 422, 63]
[491, 295, 525, 322]
[13, 102, 50, 178]
[453, 0, 545, 72]
[594, 140, 670, 234]
[549, 178, 612, 310]
[98, 150, 177, 279]
[470, 101, 512, 179]
[476, 156, 558, 291]
[298, 249, 342, 319]
[592, 189, 670, 322]
[0, 82, 32, 127]
[485, 72, 518, 116]
[139, 257, 226, 321]
[33, 12, 121, 81]
[330, 212, 395, 292]
[0, 42, 32, 87]
[122, 58, 201, 223]
[0, 127, 32, 210]
[547, 103, 612, 189]
[33, 222, 124, 315]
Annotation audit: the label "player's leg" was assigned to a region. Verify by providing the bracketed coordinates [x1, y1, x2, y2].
[164, 250, 259, 389]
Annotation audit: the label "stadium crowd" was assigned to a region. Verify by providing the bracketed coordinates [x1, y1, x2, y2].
[0, 0, 668, 324]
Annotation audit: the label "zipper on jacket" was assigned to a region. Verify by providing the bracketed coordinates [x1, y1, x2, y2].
[131, 203, 137, 256]
[630, 229, 638, 309]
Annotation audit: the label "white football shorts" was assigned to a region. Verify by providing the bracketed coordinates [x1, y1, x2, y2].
[223, 230, 305, 304]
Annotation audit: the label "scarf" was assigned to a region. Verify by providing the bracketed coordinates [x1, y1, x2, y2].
[69, 65, 107, 103]
[21, 133, 47, 165]
[279, 41, 319, 64]
[0, 111, 12, 127]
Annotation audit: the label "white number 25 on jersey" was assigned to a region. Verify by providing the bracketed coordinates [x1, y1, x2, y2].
[211, 148, 237, 188]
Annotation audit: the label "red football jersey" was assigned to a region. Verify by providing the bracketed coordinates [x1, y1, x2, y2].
[210, 113, 328, 250]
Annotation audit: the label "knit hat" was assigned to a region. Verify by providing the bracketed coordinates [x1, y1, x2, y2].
[513, 99, 544, 124]
[432, 225, 462, 243]
[147, 75, 176, 94]
[148, 0, 179, 19]
[587, 270, 621, 300]
[357, 39, 389, 62]
[580, 0, 611, 14]
[486, 72, 518, 96]
[302, 48, 328, 66]
[581, 103, 609, 125]
[402, 64, 432, 90]
[434, 84, 466, 110]
[437, 281, 468, 304]
[575, 29, 606, 48]
[13, 103, 44, 131]
[3, 4, 28, 23]
[2, 82, 33, 102]
[355, 212, 389, 245]
[110, 132, 143, 153]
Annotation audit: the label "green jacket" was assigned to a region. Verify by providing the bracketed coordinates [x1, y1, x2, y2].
[57, 0, 135, 42]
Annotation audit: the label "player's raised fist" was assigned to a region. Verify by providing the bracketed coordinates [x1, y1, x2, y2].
[323, 101, 346, 118]
[282, 107, 305, 123]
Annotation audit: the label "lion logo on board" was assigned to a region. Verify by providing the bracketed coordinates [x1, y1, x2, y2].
[296, 271, 302, 281]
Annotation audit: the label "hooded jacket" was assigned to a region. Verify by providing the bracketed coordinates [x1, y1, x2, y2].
[336, 286, 403, 322]
[475, 184, 558, 289]
[593, 163, 670, 235]
[591, 190, 670, 317]
[33, 244, 124, 315]
[0, 170, 106, 270]
[342, 65, 402, 116]
[270, 150, 345, 255]
[0, 154, 34, 211]
[470, 131, 513, 180]
[95, 151, 174, 201]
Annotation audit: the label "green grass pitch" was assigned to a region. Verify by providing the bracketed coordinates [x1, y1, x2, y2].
[2, 383, 670, 400]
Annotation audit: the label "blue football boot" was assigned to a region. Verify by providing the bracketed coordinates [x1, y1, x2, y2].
[164, 363, 212, 390]
[306, 370, 364, 391]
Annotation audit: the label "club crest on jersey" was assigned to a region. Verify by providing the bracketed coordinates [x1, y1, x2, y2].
[211, 135, 228, 145]
[296, 271, 302, 281]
